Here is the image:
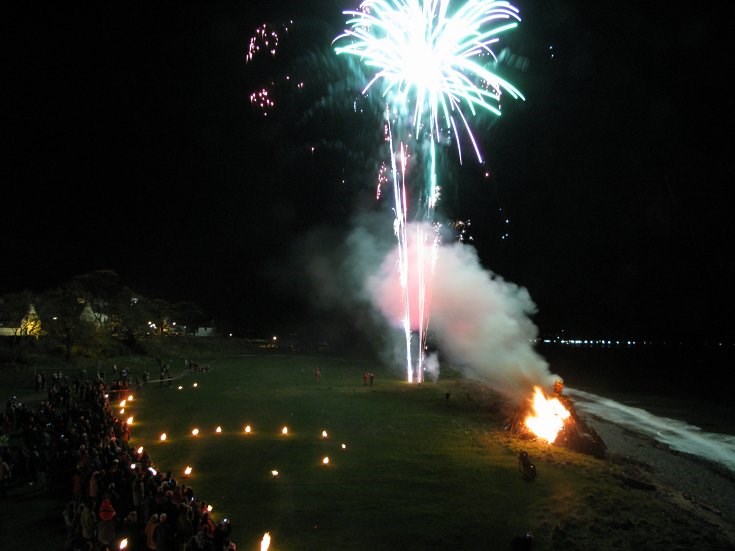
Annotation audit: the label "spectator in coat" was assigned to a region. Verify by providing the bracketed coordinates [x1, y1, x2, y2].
[145, 513, 159, 550]
[97, 492, 117, 548]
[80, 500, 97, 545]
[155, 512, 175, 551]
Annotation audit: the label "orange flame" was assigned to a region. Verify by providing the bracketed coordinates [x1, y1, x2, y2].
[524, 386, 570, 443]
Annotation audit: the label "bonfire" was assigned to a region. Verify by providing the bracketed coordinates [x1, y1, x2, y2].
[507, 380, 606, 458]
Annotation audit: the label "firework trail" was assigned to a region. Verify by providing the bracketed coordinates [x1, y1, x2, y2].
[334, 0, 524, 382]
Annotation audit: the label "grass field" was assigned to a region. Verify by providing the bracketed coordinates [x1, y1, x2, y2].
[124, 353, 718, 551]
[4, 346, 734, 550]
[131, 354, 553, 550]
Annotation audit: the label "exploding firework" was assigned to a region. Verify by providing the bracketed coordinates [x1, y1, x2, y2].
[246, 22, 291, 63]
[246, 20, 306, 117]
[334, 0, 524, 382]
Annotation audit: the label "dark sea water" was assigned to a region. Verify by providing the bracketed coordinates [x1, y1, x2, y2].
[537, 342, 735, 437]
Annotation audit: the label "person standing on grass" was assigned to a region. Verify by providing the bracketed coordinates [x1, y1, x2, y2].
[97, 491, 117, 549]
[155, 512, 175, 551]
[0, 453, 10, 497]
[315, 367, 321, 382]
[145, 513, 160, 550]
[80, 499, 97, 546]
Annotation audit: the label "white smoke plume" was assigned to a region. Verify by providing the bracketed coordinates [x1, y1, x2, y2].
[292, 217, 558, 404]
[366, 221, 559, 403]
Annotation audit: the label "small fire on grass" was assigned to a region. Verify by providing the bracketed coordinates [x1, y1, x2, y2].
[261, 532, 271, 551]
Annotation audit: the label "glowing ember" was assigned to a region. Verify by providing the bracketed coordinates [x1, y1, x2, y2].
[244, 425, 252, 433]
[126, 417, 134, 425]
[215, 426, 222, 433]
[207, 504, 213, 512]
[160, 433, 167, 441]
[524, 386, 571, 443]
[137, 446, 143, 454]
[341, 443, 347, 450]
[184, 466, 192, 476]
[271, 470, 279, 478]
[178, 385, 183, 390]
[321, 430, 328, 438]
[261, 532, 271, 551]
[193, 383, 198, 387]
[322, 456, 330, 465]
[192, 428, 199, 436]
[281, 426, 288, 435]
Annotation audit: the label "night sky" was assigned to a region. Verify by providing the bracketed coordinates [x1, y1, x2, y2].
[3, 1, 733, 342]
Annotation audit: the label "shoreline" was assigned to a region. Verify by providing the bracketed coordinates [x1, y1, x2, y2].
[581, 411, 735, 541]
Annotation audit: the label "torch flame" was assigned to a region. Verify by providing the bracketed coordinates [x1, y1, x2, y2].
[261, 532, 271, 551]
[524, 386, 571, 443]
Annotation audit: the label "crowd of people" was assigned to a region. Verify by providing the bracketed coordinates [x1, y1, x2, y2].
[1, 367, 236, 551]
